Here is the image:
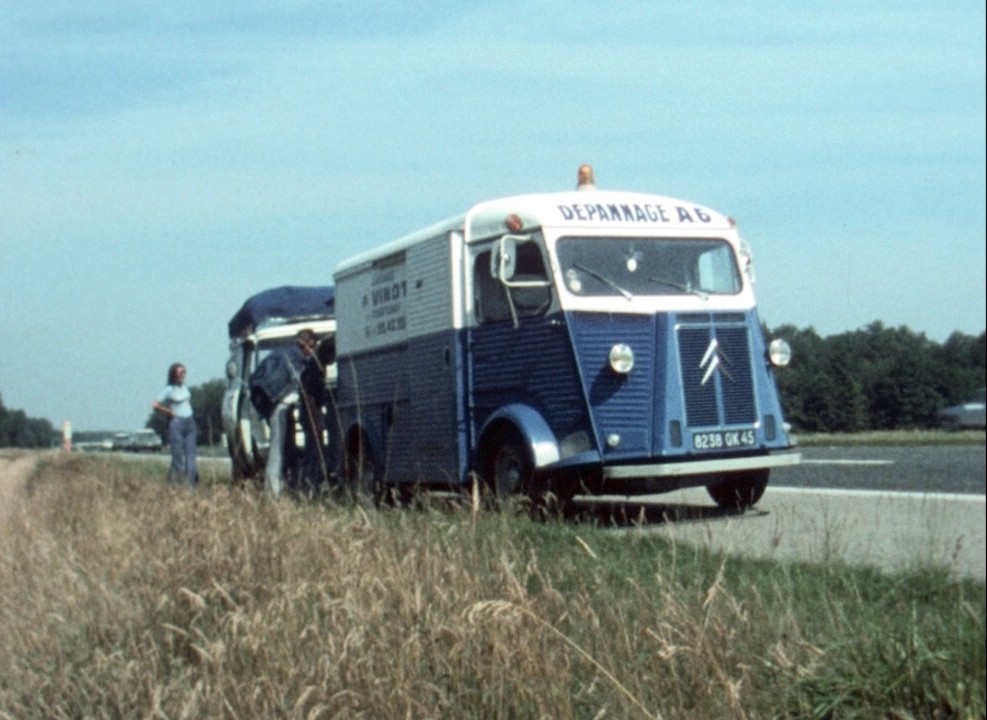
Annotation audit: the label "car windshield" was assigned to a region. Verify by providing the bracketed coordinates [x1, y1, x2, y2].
[556, 236, 742, 298]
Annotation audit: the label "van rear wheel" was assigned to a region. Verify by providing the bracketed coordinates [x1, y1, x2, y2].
[345, 434, 381, 507]
[706, 470, 769, 510]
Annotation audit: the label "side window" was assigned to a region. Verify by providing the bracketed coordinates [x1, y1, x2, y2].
[696, 244, 742, 293]
[474, 250, 511, 323]
[473, 240, 552, 325]
[510, 241, 552, 316]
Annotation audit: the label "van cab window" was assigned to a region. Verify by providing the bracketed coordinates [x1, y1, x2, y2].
[474, 240, 552, 324]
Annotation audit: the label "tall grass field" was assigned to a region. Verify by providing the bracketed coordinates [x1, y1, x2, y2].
[1, 452, 983, 719]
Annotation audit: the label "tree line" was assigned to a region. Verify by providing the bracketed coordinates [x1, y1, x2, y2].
[0, 381, 225, 450]
[0, 394, 56, 448]
[772, 322, 985, 432]
[1, 324, 984, 449]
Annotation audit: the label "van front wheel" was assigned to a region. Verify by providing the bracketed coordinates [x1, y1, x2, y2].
[486, 430, 532, 504]
[706, 470, 769, 510]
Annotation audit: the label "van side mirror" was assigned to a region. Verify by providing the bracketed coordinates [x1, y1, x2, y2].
[491, 236, 519, 281]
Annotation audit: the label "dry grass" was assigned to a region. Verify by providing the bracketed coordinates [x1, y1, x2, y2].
[0, 453, 983, 719]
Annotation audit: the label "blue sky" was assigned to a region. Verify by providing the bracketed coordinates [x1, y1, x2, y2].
[1, 2, 984, 431]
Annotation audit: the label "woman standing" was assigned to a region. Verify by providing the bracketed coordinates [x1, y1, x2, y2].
[152, 362, 198, 486]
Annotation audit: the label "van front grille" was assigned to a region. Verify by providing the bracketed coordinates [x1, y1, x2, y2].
[677, 323, 756, 428]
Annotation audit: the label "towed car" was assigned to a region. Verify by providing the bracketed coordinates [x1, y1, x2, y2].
[222, 286, 337, 480]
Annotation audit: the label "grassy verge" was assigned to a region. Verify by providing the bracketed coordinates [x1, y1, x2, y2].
[796, 429, 985, 446]
[1, 454, 983, 719]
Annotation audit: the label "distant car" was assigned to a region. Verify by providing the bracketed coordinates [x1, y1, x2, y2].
[131, 429, 164, 452]
[939, 388, 986, 430]
[110, 430, 163, 452]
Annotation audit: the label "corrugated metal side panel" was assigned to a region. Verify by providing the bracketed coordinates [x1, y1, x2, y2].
[406, 233, 454, 339]
[399, 330, 461, 483]
[469, 317, 585, 437]
[569, 314, 654, 453]
[335, 347, 409, 409]
[333, 272, 366, 357]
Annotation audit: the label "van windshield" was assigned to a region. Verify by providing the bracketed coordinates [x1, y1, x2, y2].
[556, 236, 742, 298]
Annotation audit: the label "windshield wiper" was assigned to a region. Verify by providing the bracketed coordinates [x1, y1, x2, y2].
[648, 276, 709, 300]
[573, 263, 632, 300]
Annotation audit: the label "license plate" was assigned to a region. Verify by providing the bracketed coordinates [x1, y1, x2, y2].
[692, 429, 756, 451]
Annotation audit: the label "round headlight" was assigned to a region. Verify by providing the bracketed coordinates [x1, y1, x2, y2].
[768, 338, 792, 367]
[609, 343, 635, 374]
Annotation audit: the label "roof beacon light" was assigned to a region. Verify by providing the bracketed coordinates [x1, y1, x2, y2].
[576, 164, 596, 191]
[504, 213, 523, 233]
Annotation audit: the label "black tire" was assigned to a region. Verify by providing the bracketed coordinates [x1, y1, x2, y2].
[374, 483, 422, 509]
[484, 429, 533, 511]
[706, 470, 769, 510]
[532, 474, 580, 519]
[345, 433, 381, 507]
[228, 399, 256, 483]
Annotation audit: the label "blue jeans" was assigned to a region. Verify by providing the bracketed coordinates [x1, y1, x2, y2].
[167, 416, 198, 486]
[265, 400, 291, 497]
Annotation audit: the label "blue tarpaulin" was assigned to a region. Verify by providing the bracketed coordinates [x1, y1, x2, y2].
[227, 286, 335, 338]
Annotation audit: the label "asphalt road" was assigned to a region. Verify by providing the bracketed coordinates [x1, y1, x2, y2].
[575, 444, 986, 580]
[773, 444, 986, 495]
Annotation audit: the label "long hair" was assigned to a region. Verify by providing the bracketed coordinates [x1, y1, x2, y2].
[167, 363, 185, 386]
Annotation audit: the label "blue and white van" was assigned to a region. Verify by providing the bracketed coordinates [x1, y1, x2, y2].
[333, 167, 798, 508]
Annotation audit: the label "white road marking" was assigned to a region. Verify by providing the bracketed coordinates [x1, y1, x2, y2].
[770, 485, 985, 503]
[801, 459, 894, 466]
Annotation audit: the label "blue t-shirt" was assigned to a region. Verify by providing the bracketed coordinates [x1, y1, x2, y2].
[158, 385, 193, 418]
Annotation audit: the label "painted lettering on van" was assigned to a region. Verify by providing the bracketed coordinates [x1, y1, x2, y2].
[557, 203, 713, 224]
[359, 268, 409, 342]
[367, 281, 407, 307]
